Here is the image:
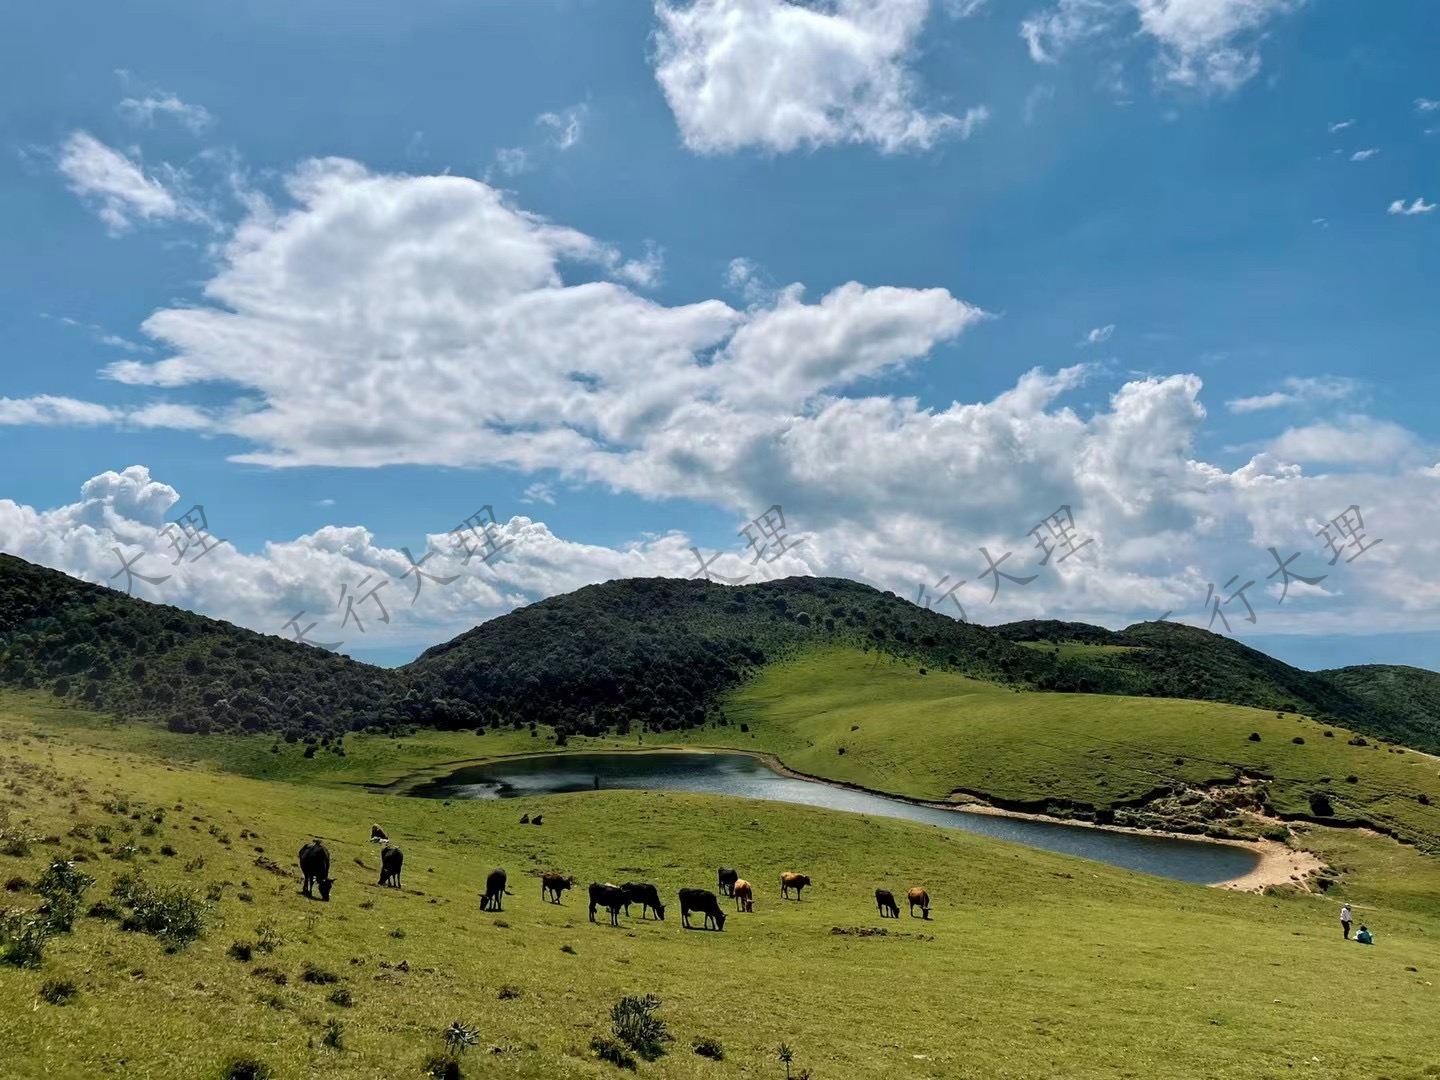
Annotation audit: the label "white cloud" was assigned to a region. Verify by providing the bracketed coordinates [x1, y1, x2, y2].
[725, 256, 775, 303]
[1079, 323, 1115, 346]
[1311, 217, 1328, 228]
[1416, 98, 1440, 113]
[1350, 148, 1379, 161]
[522, 482, 557, 505]
[0, 396, 119, 426]
[1225, 375, 1358, 414]
[1267, 415, 1420, 466]
[1327, 118, 1355, 133]
[56, 131, 207, 234]
[493, 147, 530, 176]
[117, 91, 213, 133]
[537, 105, 587, 150]
[652, 0, 982, 154]
[1021, 0, 1304, 94]
[17, 154, 1439, 635]
[1023, 84, 1057, 123]
[1388, 197, 1436, 216]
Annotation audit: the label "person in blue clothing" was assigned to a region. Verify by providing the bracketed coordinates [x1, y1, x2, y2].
[1355, 925, 1374, 945]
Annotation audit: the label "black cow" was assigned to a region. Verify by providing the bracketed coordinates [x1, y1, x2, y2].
[679, 888, 726, 931]
[717, 867, 739, 897]
[379, 845, 403, 888]
[589, 882, 627, 926]
[875, 888, 899, 918]
[621, 882, 666, 920]
[531, 815, 543, 826]
[542, 873, 574, 903]
[480, 868, 510, 911]
[298, 840, 333, 901]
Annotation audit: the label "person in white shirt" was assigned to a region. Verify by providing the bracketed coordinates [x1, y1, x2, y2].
[1340, 904, 1352, 939]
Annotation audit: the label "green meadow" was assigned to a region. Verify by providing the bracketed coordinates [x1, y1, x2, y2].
[2, 664, 1440, 1079]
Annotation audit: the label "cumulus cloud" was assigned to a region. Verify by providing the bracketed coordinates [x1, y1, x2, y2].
[56, 131, 207, 234]
[1078, 323, 1115, 346]
[1225, 376, 1358, 414]
[652, 0, 981, 154]
[1267, 416, 1421, 466]
[1388, 197, 1436, 216]
[1022, 0, 1304, 94]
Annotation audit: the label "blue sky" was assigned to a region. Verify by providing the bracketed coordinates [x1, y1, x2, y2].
[2, 0, 1437, 670]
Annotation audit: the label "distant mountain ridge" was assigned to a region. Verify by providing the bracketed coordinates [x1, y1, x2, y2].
[1, 553, 1436, 752]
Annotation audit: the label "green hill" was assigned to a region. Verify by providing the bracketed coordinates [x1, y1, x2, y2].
[2, 554, 1436, 753]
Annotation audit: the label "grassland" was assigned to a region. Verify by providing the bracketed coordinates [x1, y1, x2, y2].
[3, 699, 1440, 1080]
[702, 649, 1440, 850]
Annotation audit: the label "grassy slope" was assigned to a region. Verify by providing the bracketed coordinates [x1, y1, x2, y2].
[2, 704, 1440, 1080]
[704, 649, 1440, 850]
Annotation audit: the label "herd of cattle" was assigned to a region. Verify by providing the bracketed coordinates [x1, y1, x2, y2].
[295, 822, 933, 930]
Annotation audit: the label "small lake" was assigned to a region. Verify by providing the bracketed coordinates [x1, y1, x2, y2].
[407, 750, 1260, 886]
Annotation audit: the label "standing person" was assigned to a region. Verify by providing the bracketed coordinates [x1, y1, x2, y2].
[1340, 904, 1352, 939]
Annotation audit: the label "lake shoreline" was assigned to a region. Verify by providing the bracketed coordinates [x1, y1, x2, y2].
[378, 742, 1323, 892]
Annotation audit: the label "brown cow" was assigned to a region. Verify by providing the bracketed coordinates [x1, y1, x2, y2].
[542, 873, 574, 904]
[908, 887, 930, 919]
[875, 888, 899, 918]
[780, 872, 810, 900]
[732, 879, 754, 912]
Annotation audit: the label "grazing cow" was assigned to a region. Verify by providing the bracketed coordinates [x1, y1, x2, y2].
[520, 814, 530, 824]
[717, 867, 739, 897]
[780, 872, 811, 901]
[908, 887, 931, 919]
[531, 815, 543, 826]
[732, 879, 754, 913]
[298, 840, 333, 902]
[875, 888, 899, 918]
[480, 868, 510, 912]
[378, 845, 403, 888]
[589, 882, 627, 926]
[370, 823, 388, 843]
[621, 882, 666, 920]
[541, 873, 574, 904]
[678, 888, 726, 931]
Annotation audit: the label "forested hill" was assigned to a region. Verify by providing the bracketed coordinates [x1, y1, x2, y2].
[2, 553, 1437, 752]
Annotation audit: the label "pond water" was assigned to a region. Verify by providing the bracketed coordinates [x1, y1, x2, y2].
[407, 750, 1260, 886]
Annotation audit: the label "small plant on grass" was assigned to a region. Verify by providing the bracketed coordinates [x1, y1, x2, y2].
[609, 994, 671, 1062]
[692, 1036, 724, 1060]
[425, 1020, 480, 1079]
[322, 1018, 345, 1050]
[560, 944, 576, 955]
[497, 984, 520, 1000]
[94, 825, 112, 845]
[228, 941, 254, 962]
[254, 919, 281, 954]
[183, 856, 206, 873]
[389, 927, 406, 939]
[40, 978, 78, 1005]
[219, 1057, 273, 1080]
[302, 961, 339, 985]
[591, 1038, 637, 1071]
[115, 875, 209, 951]
[160, 844, 176, 857]
[4, 876, 28, 893]
[328, 987, 353, 1007]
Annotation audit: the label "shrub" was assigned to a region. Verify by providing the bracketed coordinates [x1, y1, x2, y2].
[389, 927, 406, 939]
[219, 1057, 274, 1080]
[1248, 733, 1261, 742]
[94, 826, 112, 845]
[254, 919, 281, 953]
[35, 860, 93, 933]
[1308, 792, 1335, 817]
[1323, 731, 1334, 738]
[1348, 736, 1368, 747]
[1420, 793, 1431, 806]
[740, 724, 749, 733]
[4, 876, 28, 893]
[423, 1055, 463, 1080]
[497, 985, 520, 1000]
[86, 900, 119, 921]
[692, 1036, 725, 1060]
[609, 994, 671, 1062]
[40, 979, 78, 1005]
[328, 988, 353, 1007]
[1292, 737, 1305, 745]
[228, 941, 254, 962]
[115, 877, 209, 950]
[561, 944, 576, 955]
[0, 909, 50, 968]
[1345, 775, 1358, 784]
[322, 1018, 345, 1049]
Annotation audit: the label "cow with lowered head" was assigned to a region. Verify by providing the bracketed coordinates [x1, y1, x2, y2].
[379, 845, 403, 888]
[875, 888, 900, 918]
[678, 888, 726, 931]
[298, 840, 334, 901]
[480, 868, 510, 911]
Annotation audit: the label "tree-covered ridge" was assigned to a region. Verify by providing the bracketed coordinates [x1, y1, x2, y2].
[0, 553, 402, 740]
[1, 554, 1437, 752]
